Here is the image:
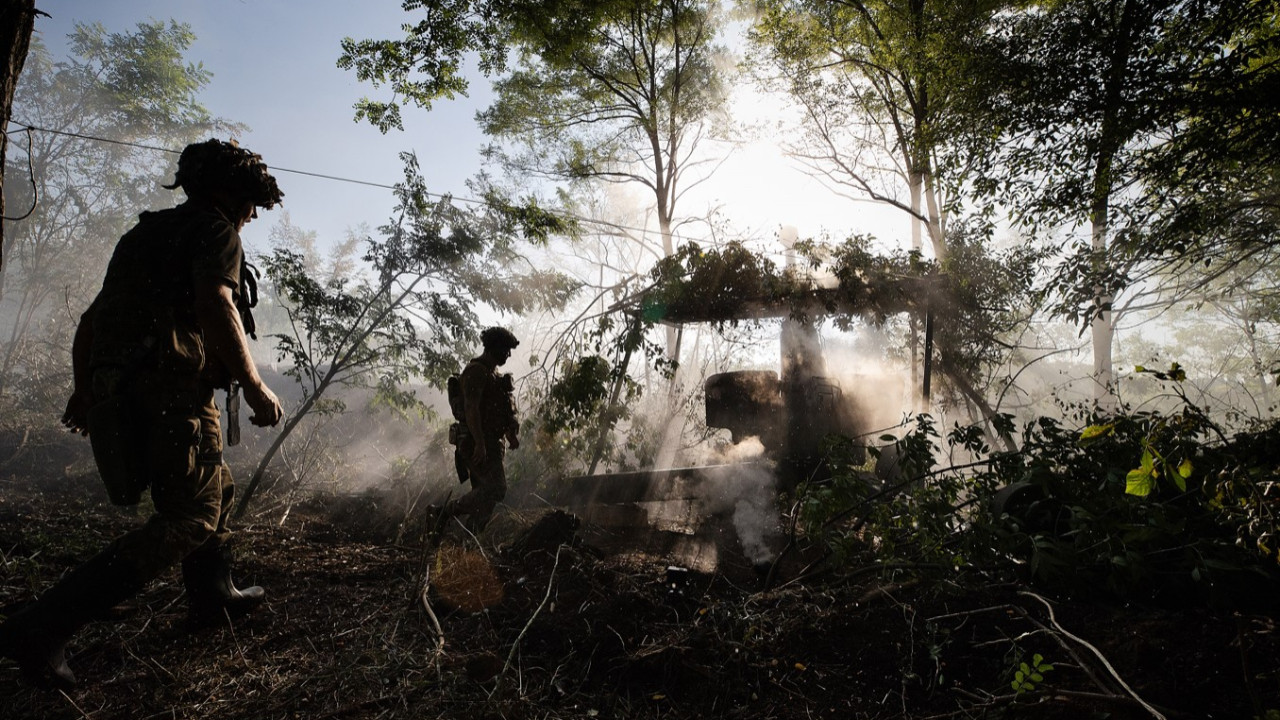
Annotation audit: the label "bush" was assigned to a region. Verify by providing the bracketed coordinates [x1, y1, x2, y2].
[801, 398, 1280, 610]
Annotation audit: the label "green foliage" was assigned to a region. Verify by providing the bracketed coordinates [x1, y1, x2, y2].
[478, 0, 726, 185]
[959, 0, 1280, 321]
[636, 233, 1037, 419]
[640, 236, 935, 327]
[999, 417, 1226, 602]
[337, 0, 510, 132]
[643, 241, 786, 325]
[237, 153, 578, 515]
[68, 20, 213, 127]
[1124, 3, 1280, 265]
[929, 223, 1045, 376]
[522, 309, 658, 476]
[1010, 653, 1054, 694]
[994, 403, 1278, 607]
[748, 0, 1001, 231]
[265, 152, 577, 406]
[542, 355, 614, 434]
[339, 0, 728, 163]
[799, 370, 1280, 609]
[1080, 364, 1206, 499]
[798, 414, 994, 568]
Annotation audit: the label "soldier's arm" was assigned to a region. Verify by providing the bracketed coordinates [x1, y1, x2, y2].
[194, 279, 282, 427]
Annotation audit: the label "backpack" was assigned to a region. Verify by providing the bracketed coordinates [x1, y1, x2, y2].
[447, 373, 465, 422]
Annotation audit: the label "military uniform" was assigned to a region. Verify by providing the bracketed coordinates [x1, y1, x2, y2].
[85, 202, 247, 583]
[0, 138, 282, 691]
[450, 356, 519, 531]
[0, 203, 261, 689]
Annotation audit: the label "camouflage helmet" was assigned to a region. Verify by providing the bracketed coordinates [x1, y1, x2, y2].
[481, 326, 520, 351]
[164, 139, 284, 209]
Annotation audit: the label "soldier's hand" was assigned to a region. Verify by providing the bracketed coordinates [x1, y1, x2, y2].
[506, 430, 520, 450]
[244, 382, 283, 427]
[61, 390, 94, 436]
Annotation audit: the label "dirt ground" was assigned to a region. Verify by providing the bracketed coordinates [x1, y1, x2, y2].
[1, 472, 1278, 720]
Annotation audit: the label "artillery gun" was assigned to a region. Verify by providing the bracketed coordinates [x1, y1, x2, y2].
[552, 266, 944, 573]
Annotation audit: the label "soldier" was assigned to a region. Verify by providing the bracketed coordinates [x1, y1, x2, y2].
[447, 327, 521, 532]
[0, 139, 284, 689]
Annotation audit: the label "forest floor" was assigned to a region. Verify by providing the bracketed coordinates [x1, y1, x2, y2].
[2, 469, 1279, 720]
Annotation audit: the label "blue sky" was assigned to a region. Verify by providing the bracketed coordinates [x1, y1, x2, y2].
[30, 0, 909, 258]
[33, 0, 494, 252]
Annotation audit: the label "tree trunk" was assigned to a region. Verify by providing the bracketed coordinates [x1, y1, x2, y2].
[909, 170, 923, 254]
[660, 214, 679, 359]
[1090, 215, 1115, 406]
[1088, 0, 1141, 411]
[0, 0, 39, 275]
[923, 170, 946, 261]
[587, 339, 636, 476]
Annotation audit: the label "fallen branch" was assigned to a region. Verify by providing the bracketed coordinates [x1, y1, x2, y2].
[495, 544, 563, 695]
[56, 689, 91, 720]
[925, 603, 1018, 623]
[942, 686, 1189, 720]
[1018, 591, 1168, 720]
[1012, 605, 1118, 698]
[419, 550, 447, 677]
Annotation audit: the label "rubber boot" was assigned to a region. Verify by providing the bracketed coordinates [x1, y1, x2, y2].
[0, 548, 145, 690]
[181, 543, 264, 628]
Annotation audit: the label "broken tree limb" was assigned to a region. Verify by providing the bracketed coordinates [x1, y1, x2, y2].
[495, 543, 563, 694]
[1018, 590, 1167, 720]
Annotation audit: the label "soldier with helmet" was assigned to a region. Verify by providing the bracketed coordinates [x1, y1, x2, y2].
[446, 326, 522, 532]
[0, 139, 284, 689]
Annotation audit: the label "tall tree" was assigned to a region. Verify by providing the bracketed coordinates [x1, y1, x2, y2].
[342, 0, 734, 470]
[749, 0, 1042, 433]
[749, 0, 1003, 260]
[485, 0, 732, 389]
[1121, 2, 1280, 302]
[342, 0, 730, 357]
[962, 0, 1279, 405]
[480, 0, 726, 266]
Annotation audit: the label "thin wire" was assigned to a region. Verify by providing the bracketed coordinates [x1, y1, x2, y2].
[5, 121, 179, 156]
[4, 120, 736, 245]
[1, 126, 38, 221]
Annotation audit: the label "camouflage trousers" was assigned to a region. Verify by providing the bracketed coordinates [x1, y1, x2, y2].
[451, 436, 507, 531]
[92, 371, 236, 583]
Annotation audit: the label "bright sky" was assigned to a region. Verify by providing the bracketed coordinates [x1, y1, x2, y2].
[32, 0, 490, 252]
[31, 0, 910, 258]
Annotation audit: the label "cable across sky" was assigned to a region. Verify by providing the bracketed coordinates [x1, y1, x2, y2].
[3, 120, 728, 247]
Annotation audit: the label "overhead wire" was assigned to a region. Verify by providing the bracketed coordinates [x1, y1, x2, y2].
[1, 126, 38, 221]
[3, 120, 748, 247]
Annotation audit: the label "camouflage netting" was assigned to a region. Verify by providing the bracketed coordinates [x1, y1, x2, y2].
[164, 138, 284, 208]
